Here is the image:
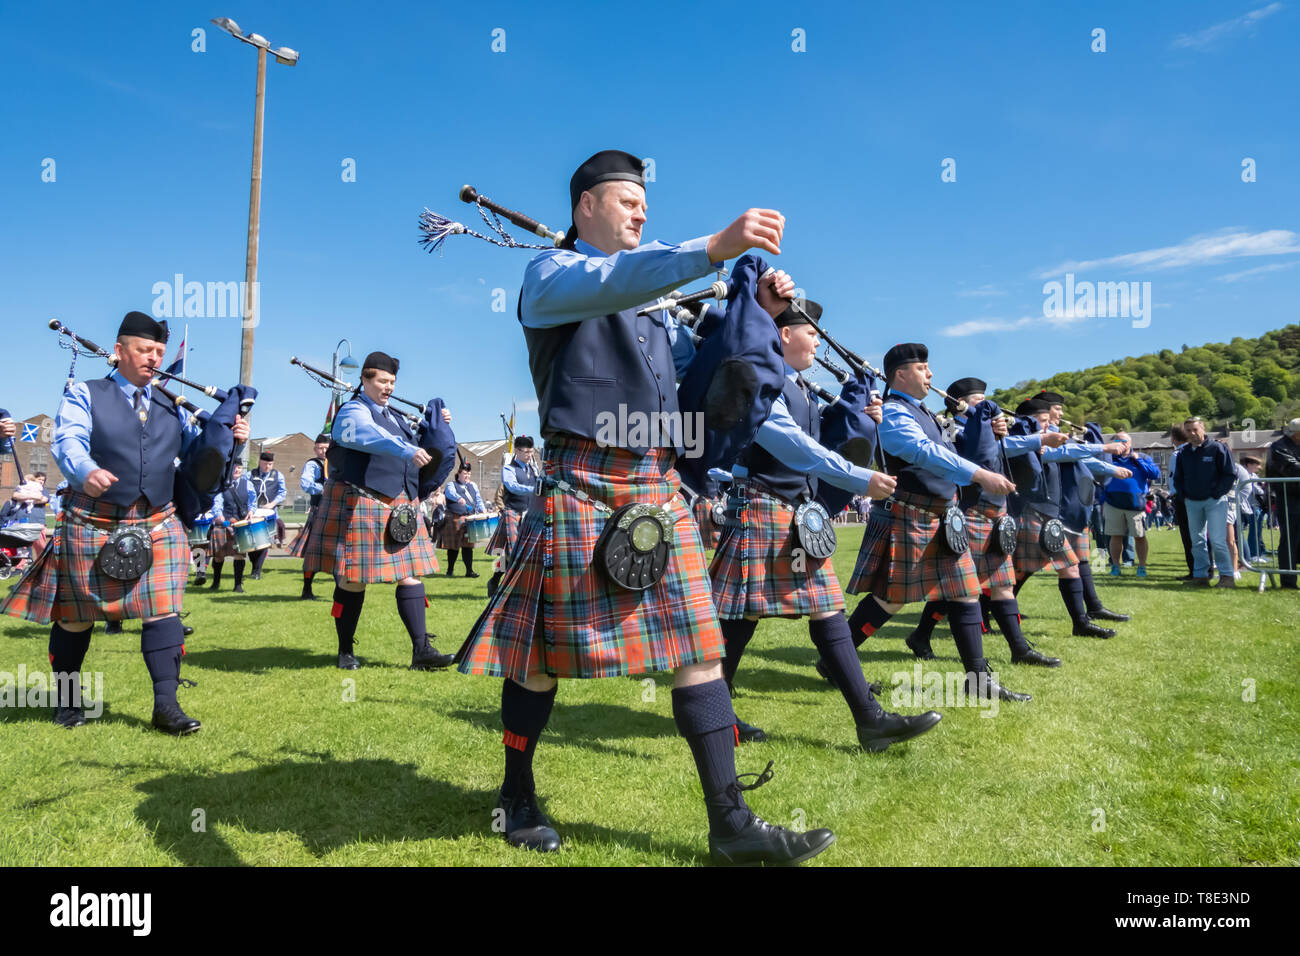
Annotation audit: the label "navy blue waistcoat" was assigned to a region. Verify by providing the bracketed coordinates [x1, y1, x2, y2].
[306, 457, 325, 508]
[249, 469, 281, 508]
[502, 461, 536, 512]
[954, 416, 1007, 511]
[222, 476, 251, 521]
[521, 298, 679, 456]
[86, 378, 181, 508]
[738, 376, 819, 503]
[881, 395, 958, 501]
[337, 399, 419, 500]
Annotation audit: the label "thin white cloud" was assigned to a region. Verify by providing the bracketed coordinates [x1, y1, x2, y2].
[1038, 229, 1300, 278]
[957, 284, 1005, 298]
[515, 399, 539, 413]
[1171, 2, 1285, 50]
[940, 312, 1091, 337]
[1216, 260, 1300, 282]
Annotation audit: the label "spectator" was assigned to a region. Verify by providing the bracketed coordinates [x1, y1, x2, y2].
[1238, 456, 1266, 561]
[1168, 425, 1197, 578]
[1173, 417, 1237, 588]
[1103, 432, 1161, 577]
[1264, 419, 1300, 590]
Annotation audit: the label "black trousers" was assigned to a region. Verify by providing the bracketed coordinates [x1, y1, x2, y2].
[1173, 494, 1194, 575]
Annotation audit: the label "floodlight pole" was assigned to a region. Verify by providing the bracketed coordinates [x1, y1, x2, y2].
[240, 44, 266, 396]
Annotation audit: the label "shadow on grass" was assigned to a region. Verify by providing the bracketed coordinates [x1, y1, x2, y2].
[183, 646, 341, 673]
[449, 702, 677, 758]
[109, 752, 704, 865]
[0, 701, 152, 733]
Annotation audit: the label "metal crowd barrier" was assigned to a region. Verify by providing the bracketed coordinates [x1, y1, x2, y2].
[1234, 476, 1299, 592]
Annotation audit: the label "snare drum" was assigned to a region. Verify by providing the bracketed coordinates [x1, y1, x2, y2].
[465, 514, 499, 547]
[232, 515, 273, 553]
[187, 519, 213, 548]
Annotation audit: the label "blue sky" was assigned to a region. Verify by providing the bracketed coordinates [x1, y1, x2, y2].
[3, 0, 1297, 443]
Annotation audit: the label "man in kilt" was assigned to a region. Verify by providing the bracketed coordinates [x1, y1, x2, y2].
[713, 299, 942, 751]
[903, 378, 1070, 666]
[289, 433, 330, 600]
[301, 351, 454, 672]
[207, 461, 255, 593]
[438, 461, 488, 578]
[457, 149, 835, 865]
[1006, 397, 1130, 639]
[843, 343, 1031, 702]
[0, 311, 248, 734]
[486, 435, 539, 598]
[246, 451, 286, 578]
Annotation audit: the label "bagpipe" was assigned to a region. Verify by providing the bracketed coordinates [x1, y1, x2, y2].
[48, 319, 255, 528]
[414, 184, 788, 501]
[0, 408, 24, 485]
[288, 357, 457, 497]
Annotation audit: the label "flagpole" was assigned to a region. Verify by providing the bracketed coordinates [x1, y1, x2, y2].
[180, 323, 189, 402]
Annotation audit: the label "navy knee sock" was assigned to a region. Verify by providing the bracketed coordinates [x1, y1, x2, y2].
[911, 600, 947, 641]
[720, 618, 758, 688]
[946, 601, 986, 674]
[1057, 577, 1088, 624]
[501, 679, 557, 799]
[1078, 562, 1104, 614]
[989, 598, 1030, 655]
[332, 586, 366, 655]
[395, 582, 428, 646]
[141, 616, 186, 711]
[672, 679, 750, 838]
[461, 547, 474, 572]
[49, 623, 92, 708]
[810, 613, 884, 725]
[251, 548, 268, 574]
[233, 559, 246, 587]
[847, 596, 893, 648]
[445, 549, 458, 572]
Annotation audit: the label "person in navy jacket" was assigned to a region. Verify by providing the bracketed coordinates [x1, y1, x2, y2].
[1172, 417, 1237, 587]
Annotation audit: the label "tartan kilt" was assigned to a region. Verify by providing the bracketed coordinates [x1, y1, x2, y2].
[457, 436, 725, 682]
[0, 492, 188, 624]
[486, 507, 525, 558]
[709, 489, 843, 619]
[694, 495, 720, 550]
[286, 508, 318, 558]
[208, 522, 244, 560]
[1012, 508, 1080, 578]
[301, 479, 439, 584]
[436, 513, 472, 550]
[846, 491, 981, 605]
[1066, 529, 1090, 565]
[966, 501, 1017, 592]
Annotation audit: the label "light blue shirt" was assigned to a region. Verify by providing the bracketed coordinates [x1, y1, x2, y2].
[501, 457, 539, 496]
[750, 366, 879, 495]
[332, 392, 420, 462]
[300, 459, 325, 495]
[879, 391, 979, 486]
[1169, 446, 1183, 494]
[1042, 442, 1106, 464]
[54, 369, 203, 491]
[444, 480, 486, 515]
[521, 236, 718, 377]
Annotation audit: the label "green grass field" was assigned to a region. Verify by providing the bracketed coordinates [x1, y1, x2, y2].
[1, 528, 1296, 867]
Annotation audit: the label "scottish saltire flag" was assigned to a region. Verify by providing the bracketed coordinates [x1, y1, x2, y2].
[20, 423, 38, 443]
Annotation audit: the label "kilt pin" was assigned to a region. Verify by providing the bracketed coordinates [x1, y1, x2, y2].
[709, 486, 843, 620]
[301, 478, 439, 585]
[0, 491, 187, 624]
[847, 490, 981, 605]
[457, 436, 725, 682]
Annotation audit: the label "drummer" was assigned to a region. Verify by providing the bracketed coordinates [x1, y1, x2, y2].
[438, 460, 488, 578]
[189, 497, 218, 587]
[246, 451, 286, 579]
[207, 461, 255, 594]
[300, 350, 454, 671]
